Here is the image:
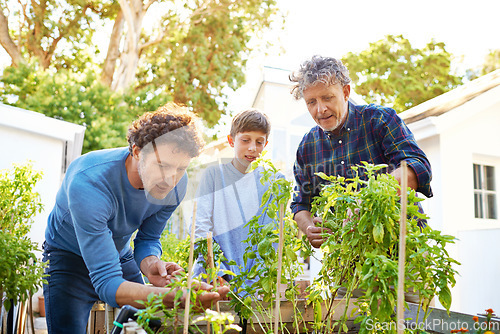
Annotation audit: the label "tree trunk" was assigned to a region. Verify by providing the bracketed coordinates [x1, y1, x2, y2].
[100, 10, 125, 87]
[0, 10, 24, 67]
[111, 0, 147, 91]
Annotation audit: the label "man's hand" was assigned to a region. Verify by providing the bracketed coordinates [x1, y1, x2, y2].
[141, 256, 184, 287]
[162, 280, 230, 311]
[193, 282, 230, 310]
[294, 211, 332, 248]
[391, 163, 419, 194]
[305, 216, 332, 248]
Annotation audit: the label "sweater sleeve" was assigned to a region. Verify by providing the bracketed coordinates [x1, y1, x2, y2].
[67, 173, 125, 308]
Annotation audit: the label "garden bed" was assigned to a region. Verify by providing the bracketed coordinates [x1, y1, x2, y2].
[116, 302, 500, 334]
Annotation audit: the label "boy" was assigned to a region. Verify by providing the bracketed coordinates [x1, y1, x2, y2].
[192, 109, 282, 286]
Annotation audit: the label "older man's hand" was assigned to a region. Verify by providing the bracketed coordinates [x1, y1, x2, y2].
[305, 216, 332, 248]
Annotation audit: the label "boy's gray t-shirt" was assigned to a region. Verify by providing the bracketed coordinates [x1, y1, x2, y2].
[192, 162, 280, 284]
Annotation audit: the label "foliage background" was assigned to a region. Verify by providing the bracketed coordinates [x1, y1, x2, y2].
[1, 1, 499, 152]
[0, 0, 283, 153]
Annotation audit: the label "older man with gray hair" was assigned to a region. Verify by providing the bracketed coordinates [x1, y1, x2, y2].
[289, 55, 433, 248]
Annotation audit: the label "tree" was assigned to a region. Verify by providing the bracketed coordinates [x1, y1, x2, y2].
[481, 49, 500, 75]
[0, 62, 171, 152]
[0, 0, 281, 151]
[341, 35, 463, 112]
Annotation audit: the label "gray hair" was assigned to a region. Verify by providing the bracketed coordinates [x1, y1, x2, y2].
[290, 55, 351, 100]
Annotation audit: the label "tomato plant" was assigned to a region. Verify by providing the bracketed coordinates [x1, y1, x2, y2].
[228, 154, 306, 333]
[306, 162, 459, 333]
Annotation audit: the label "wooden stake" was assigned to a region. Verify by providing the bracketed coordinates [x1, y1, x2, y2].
[183, 201, 197, 334]
[397, 161, 408, 334]
[274, 203, 285, 334]
[206, 232, 222, 333]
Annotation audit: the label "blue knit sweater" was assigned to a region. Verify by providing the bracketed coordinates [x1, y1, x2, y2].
[45, 147, 186, 307]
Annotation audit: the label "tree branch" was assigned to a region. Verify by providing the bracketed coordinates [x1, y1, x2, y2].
[138, 30, 164, 54]
[0, 8, 24, 67]
[44, 5, 90, 65]
[101, 9, 125, 87]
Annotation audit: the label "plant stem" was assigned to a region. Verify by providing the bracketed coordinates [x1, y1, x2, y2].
[274, 203, 285, 334]
[184, 202, 197, 334]
[397, 161, 408, 334]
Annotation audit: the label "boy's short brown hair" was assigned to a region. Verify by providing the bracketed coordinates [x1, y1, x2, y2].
[127, 102, 205, 157]
[230, 109, 271, 138]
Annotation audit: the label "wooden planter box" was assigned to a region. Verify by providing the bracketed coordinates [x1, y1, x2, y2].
[119, 299, 360, 334]
[114, 300, 500, 334]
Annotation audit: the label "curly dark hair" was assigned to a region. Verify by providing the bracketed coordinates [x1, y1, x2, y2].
[127, 102, 205, 157]
[290, 55, 351, 100]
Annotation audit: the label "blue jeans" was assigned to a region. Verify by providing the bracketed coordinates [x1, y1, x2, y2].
[42, 242, 144, 334]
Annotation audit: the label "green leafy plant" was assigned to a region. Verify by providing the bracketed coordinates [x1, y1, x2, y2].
[229, 153, 305, 333]
[139, 230, 234, 333]
[306, 162, 459, 333]
[0, 162, 47, 310]
[160, 231, 191, 271]
[135, 272, 200, 333]
[135, 254, 234, 333]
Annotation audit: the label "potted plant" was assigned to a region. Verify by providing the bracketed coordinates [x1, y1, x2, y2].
[0, 163, 48, 316]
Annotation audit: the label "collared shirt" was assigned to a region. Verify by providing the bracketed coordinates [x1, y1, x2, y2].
[291, 102, 433, 214]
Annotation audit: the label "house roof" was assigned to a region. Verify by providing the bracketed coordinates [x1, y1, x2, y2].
[0, 103, 86, 167]
[0, 102, 86, 142]
[400, 69, 500, 124]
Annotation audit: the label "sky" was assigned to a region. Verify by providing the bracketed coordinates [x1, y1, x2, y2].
[222, 0, 500, 118]
[263, 0, 500, 71]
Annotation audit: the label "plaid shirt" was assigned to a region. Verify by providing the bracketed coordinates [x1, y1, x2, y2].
[291, 102, 433, 214]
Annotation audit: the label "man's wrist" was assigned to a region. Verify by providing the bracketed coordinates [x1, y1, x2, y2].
[140, 255, 160, 276]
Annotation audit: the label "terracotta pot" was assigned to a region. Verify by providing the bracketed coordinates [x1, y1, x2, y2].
[38, 295, 45, 317]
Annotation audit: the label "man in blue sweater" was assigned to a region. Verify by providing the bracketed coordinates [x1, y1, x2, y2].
[43, 102, 229, 334]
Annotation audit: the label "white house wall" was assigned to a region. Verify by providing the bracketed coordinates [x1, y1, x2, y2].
[253, 81, 316, 178]
[410, 134, 443, 231]
[417, 91, 500, 315]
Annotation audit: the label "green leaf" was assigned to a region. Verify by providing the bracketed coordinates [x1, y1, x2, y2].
[261, 276, 271, 293]
[267, 208, 276, 220]
[261, 223, 275, 236]
[314, 300, 322, 324]
[438, 285, 452, 311]
[285, 247, 297, 262]
[257, 238, 272, 257]
[373, 222, 384, 243]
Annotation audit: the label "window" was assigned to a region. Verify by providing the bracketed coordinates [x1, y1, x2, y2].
[473, 163, 497, 219]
